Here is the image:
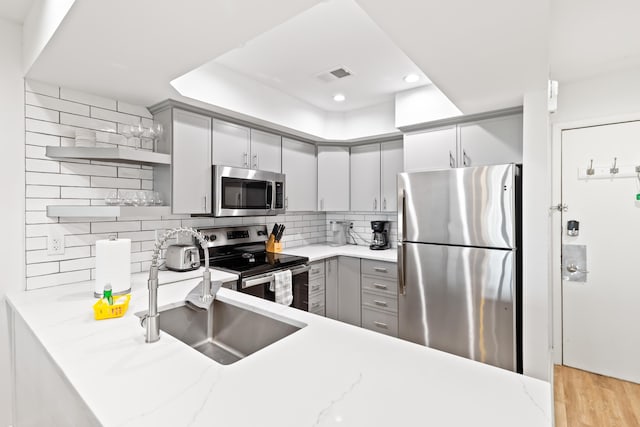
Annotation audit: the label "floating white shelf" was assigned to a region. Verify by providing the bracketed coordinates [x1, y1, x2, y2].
[45, 146, 171, 166]
[47, 205, 172, 218]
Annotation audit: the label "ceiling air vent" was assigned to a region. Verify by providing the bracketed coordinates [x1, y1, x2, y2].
[316, 66, 353, 83]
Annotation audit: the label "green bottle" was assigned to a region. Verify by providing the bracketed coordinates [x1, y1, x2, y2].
[103, 284, 113, 305]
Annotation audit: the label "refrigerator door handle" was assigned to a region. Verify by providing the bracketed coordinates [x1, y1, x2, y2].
[398, 243, 406, 295]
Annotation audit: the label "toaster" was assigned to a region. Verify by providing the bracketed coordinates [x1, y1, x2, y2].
[165, 244, 200, 272]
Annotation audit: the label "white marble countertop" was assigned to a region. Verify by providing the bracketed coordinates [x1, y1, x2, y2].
[283, 243, 397, 263]
[7, 268, 550, 427]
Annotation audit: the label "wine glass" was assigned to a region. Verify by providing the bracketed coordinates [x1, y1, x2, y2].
[130, 123, 144, 149]
[148, 122, 164, 152]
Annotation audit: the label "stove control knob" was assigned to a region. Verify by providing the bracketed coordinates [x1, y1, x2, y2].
[209, 234, 217, 241]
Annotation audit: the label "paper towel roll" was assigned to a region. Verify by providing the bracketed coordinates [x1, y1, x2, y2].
[95, 237, 131, 297]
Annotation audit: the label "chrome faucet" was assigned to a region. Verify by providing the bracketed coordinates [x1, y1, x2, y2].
[143, 227, 219, 343]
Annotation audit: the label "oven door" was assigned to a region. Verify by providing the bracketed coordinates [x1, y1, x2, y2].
[239, 265, 310, 311]
[213, 166, 285, 217]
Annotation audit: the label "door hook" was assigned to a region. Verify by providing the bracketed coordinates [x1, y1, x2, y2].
[610, 157, 619, 175]
[586, 159, 594, 176]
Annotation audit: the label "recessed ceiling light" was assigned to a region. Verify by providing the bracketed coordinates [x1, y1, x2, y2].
[333, 93, 346, 102]
[403, 74, 420, 83]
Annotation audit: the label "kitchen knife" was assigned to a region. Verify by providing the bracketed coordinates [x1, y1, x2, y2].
[275, 225, 286, 242]
[271, 223, 279, 238]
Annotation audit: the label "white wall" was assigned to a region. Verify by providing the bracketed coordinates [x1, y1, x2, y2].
[522, 89, 552, 381]
[394, 85, 462, 128]
[22, 0, 75, 73]
[0, 16, 25, 427]
[324, 101, 398, 140]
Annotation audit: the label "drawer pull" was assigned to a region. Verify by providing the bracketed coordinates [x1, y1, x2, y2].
[311, 268, 321, 274]
[373, 300, 388, 307]
[311, 285, 321, 292]
[373, 283, 388, 290]
[311, 302, 320, 308]
[374, 267, 388, 273]
[374, 321, 388, 329]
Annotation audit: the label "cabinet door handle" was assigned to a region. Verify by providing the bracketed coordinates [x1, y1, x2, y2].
[310, 268, 321, 274]
[311, 284, 321, 292]
[285, 196, 288, 209]
[203, 196, 207, 211]
[373, 198, 377, 211]
[320, 198, 324, 211]
[383, 198, 387, 211]
[373, 300, 388, 307]
[463, 150, 470, 167]
[311, 301, 320, 309]
[374, 267, 388, 273]
[243, 152, 248, 167]
[373, 283, 388, 290]
[374, 321, 388, 329]
[252, 154, 258, 169]
[449, 151, 455, 168]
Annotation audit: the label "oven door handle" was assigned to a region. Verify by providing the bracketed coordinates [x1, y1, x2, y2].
[241, 264, 310, 289]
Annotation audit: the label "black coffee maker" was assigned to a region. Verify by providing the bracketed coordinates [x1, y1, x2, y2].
[370, 221, 390, 250]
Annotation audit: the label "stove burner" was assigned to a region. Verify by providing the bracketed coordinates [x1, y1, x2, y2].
[242, 252, 256, 263]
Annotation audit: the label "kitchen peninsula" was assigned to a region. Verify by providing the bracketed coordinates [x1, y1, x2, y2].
[7, 267, 551, 427]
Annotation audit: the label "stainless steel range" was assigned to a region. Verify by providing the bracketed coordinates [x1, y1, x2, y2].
[195, 225, 310, 310]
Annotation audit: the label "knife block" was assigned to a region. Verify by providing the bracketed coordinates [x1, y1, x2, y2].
[265, 235, 282, 253]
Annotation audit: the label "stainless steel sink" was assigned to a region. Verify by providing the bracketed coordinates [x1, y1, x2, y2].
[141, 300, 304, 365]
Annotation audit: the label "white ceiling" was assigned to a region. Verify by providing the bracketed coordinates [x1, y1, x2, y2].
[0, 0, 34, 23]
[550, 0, 640, 83]
[209, 0, 430, 112]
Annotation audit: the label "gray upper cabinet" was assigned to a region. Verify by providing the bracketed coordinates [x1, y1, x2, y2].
[317, 146, 350, 211]
[350, 144, 380, 211]
[211, 120, 282, 172]
[457, 114, 523, 167]
[350, 141, 403, 212]
[171, 109, 211, 215]
[404, 125, 457, 172]
[282, 138, 316, 211]
[249, 129, 281, 173]
[403, 114, 523, 172]
[380, 140, 403, 212]
[211, 119, 250, 168]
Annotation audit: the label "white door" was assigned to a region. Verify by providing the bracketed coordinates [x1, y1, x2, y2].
[250, 129, 281, 172]
[561, 121, 640, 383]
[458, 114, 523, 167]
[171, 109, 211, 214]
[403, 126, 457, 172]
[380, 140, 403, 211]
[350, 144, 381, 211]
[211, 119, 250, 168]
[317, 146, 349, 211]
[282, 138, 316, 211]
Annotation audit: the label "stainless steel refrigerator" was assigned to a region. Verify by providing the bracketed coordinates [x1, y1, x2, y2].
[397, 164, 522, 372]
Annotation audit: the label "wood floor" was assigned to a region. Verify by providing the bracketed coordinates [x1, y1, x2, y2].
[554, 365, 640, 427]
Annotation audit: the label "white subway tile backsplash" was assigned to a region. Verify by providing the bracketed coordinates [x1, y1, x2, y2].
[60, 88, 117, 110]
[60, 162, 117, 177]
[25, 79, 59, 97]
[26, 131, 60, 147]
[60, 187, 113, 199]
[26, 119, 78, 138]
[26, 262, 59, 277]
[117, 101, 152, 118]
[26, 185, 60, 198]
[26, 198, 89, 211]
[91, 107, 141, 126]
[26, 92, 90, 116]
[26, 159, 59, 173]
[91, 221, 141, 234]
[117, 230, 156, 242]
[65, 234, 110, 248]
[26, 246, 91, 264]
[26, 270, 91, 290]
[26, 105, 60, 123]
[26, 223, 90, 238]
[118, 167, 153, 180]
[60, 112, 117, 133]
[59, 257, 96, 272]
[141, 180, 154, 190]
[25, 211, 56, 225]
[26, 237, 47, 251]
[25, 145, 48, 160]
[91, 176, 140, 189]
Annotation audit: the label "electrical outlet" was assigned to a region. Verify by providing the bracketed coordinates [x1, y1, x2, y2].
[47, 233, 65, 255]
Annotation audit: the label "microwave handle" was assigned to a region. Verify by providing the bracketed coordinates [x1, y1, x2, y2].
[266, 182, 273, 209]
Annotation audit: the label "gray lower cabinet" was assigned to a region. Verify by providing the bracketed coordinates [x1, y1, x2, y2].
[308, 260, 325, 316]
[337, 257, 361, 326]
[325, 257, 339, 319]
[361, 260, 398, 337]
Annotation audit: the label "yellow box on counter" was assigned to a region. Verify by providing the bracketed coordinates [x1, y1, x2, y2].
[93, 294, 131, 320]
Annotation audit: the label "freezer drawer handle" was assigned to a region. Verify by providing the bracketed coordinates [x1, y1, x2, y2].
[373, 300, 388, 307]
[374, 321, 388, 329]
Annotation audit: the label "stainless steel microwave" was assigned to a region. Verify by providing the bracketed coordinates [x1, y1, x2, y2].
[212, 166, 285, 217]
